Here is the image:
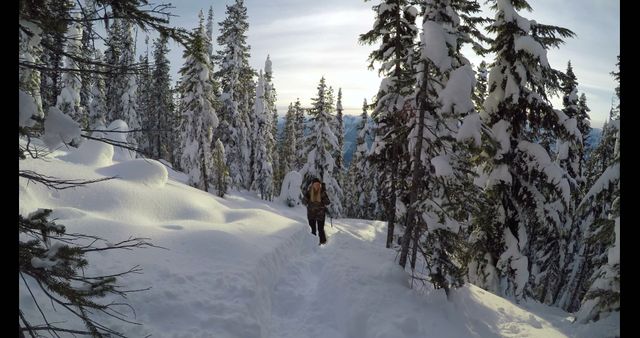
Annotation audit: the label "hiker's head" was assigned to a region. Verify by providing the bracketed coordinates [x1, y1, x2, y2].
[312, 178, 321, 190]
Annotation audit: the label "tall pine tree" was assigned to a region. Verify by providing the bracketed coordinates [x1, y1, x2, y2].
[251, 70, 275, 200]
[150, 33, 175, 161]
[335, 88, 345, 189]
[215, 0, 254, 189]
[178, 12, 219, 191]
[294, 98, 306, 170]
[55, 12, 84, 126]
[300, 77, 343, 217]
[478, 0, 575, 302]
[345, 99, 374, 219]
[360, 0, 418, 248]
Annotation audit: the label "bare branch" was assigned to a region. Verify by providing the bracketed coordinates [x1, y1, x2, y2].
[19, 170, 114, 190]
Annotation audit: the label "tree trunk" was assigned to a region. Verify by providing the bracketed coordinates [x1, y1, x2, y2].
[386, 164, 397, 248]
[410, 221, 421, 271]
[399, 108, 425, 268]
[399, 63, 429, 269]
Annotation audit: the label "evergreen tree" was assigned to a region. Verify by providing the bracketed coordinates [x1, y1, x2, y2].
[557, 61, 589, 187]
[138, 37, 153, 154]
[561, 59, 620, 318]
[280, 103, 298, 178]
[346, 99, 374, 219]
[150, 33, 175, 160]
[79, 0, 97, 126]
[38, 0, 71, 113]
[552, 61, 593, 309]
[335, 88, 345, 188]
[55, 13, 84, 125]
[178, 12, 219, 191]
[215, 0, 254, 189]
[88, 49, 107, 129]
[120, 21, 141, 148]
[104, 19, 125, 123]
[478, 0, 575, 302]
[19, 16, 44, 122]
[397, 0, 487, 296]
[294, 98, 306, 170]
[473, 60, 488, 112]
[206, 6, 215, 59]
[264, 55, 281, 193]
[609, 56, 620, 120]
[575, 119, 619, 322]
[359, 0, 418, 248]
[213, 138, 230, 197]
[300, 77, 343, 217]
[251, 71, 275, 200]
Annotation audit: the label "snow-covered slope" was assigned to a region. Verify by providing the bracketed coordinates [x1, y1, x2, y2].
[19, 138, 619, 337]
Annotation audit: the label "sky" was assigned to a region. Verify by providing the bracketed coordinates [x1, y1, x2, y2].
[146, 0, 619, 128]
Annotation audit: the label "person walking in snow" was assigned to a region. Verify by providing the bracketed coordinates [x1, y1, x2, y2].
[302, 177, 331, 245]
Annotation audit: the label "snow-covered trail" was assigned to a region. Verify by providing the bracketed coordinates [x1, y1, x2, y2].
[268, 219, 580, 338]
[269, 219, 403, 338]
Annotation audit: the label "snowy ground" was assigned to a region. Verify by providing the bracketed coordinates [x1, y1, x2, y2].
[19, 138, 619, 337]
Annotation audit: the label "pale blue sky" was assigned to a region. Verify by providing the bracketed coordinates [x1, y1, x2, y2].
[145, 0, 619, 128]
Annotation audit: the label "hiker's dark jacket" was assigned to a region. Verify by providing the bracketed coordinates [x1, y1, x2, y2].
[302, 184, 331, 220]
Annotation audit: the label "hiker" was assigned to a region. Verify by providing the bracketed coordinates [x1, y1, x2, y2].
[302, 177, 331, 245]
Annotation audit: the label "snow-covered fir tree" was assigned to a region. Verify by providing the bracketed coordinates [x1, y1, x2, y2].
[345, 99, 374, 219]
[55, 13, 84, 125]
[359, 0, 419, 248]
[177, 12, 219, 191]
[300, 77, 343, 217]
[334, 88, 345, 188]
[264, 55, 281, 192]
[473, 60, 488, 112]
[279, 103, 298, 180]
[477, 0, 575, 302]
[119, 21, 141, 148]
[150, 33, 176, 161]
[554, 123, 616, 313]
[552, 61, 594, 310]
[213, 138, 230, 197]
[39, 0, 70, 112]
[19, 18, 44, 122]
[294, 98, 306, 170]
[557, 61, 590, 189]
[104, 19, 125, 122]
[575, 118, 619, 322]
[250, 70, 275, 200]
[397, 0, 487, 296]
[79, 0, 97, 121]
[102, 17, 141, 149]
[205, 6, 222, 105]
[215, 0, 254, 189]
[137, 37, 153, 154]
[88, 49, 107, 128]
[560, 59, 620, 319]
[206, 6, 214, 59]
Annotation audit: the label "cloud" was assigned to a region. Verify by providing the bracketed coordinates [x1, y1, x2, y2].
[161, 0, 618, 122]
[252, 9, 372, 36]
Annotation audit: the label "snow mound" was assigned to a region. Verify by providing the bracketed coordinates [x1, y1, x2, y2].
[42, 106, 82, 150]
[19, 90, 41, 128]
[278, 170, 302, 207]
[97, 159, 168, 187]
[59, 133, 114, 167]
[104, 120, 135, 161]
